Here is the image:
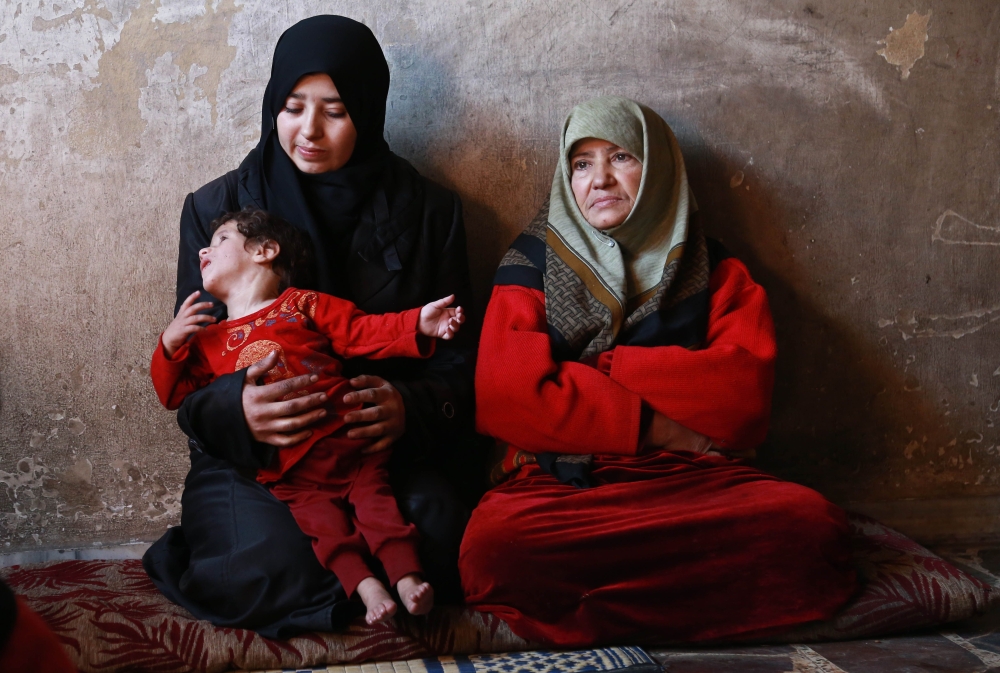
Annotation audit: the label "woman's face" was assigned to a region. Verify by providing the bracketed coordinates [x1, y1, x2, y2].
[276, 73, 358, 173]
[569, 138, 643, 230]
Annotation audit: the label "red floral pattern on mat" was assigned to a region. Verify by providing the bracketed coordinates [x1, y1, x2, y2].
[2, 513, 996, 671]
[773, 513, 998, 642]
[0, 559, 526, 673]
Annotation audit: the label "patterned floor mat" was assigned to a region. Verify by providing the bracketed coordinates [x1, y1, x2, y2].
[247, 646, 661, 673]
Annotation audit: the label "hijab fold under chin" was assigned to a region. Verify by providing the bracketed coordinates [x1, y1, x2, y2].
[242, 15, 399, 297]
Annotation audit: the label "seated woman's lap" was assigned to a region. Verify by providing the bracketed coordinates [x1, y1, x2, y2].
[144, 450, 356, 637]
[459, 451, 857, 646]
[144, 450, 469, 638]
[390, 466, 470, 603]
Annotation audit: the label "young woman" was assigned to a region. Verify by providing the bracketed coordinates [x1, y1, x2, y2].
[143, 15, 479, 637]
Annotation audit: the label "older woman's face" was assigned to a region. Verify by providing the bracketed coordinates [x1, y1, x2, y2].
[276, 73, 357, 173]
[569, 138, 642, 230]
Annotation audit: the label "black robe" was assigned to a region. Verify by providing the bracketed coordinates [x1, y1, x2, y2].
[142, 153, 483, 638]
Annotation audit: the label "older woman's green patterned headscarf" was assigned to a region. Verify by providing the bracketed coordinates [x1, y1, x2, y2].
[548, 96, 691, 301]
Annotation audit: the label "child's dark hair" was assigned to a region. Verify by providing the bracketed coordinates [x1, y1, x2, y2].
[209, 207, 315, 290]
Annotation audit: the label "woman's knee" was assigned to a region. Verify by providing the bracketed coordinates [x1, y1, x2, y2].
[763, 483, 852, 556]
[393, 468, 469, 547]
[458, 496, 528, 584]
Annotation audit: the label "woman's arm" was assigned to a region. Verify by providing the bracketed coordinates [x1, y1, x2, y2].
[594, 257, 777, 450]
[476, 284, 645, 455]
[476, 257, 776, 455]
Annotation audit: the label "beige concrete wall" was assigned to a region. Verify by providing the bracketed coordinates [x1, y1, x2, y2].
[0, 0, 998, 552]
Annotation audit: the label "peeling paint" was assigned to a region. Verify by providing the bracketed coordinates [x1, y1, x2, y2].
[932, 209, 1000, 246]
[881, 306, 1000, 339]
[0, 65, 19, 87]
[68, 0, 241, 156]
[30, 0, 113, 32]
[877, 10, 931, 80]
[67, 417, 86, 435]
[107, 460, 182, 521]
[0, 455, 182, 544]
[0, 457, 58, 536]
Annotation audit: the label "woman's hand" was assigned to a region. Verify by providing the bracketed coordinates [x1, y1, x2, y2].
[242, 351, 329, 446]
[342, 375, 406, 454]
[162, 291, 216, 357]
[641, 411, 715, 454]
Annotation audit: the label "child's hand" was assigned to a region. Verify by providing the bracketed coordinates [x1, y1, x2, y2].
[418, 294, 465, 340]
[162, 291, 217, 357]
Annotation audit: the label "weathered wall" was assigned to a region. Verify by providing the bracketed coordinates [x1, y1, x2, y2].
[0, 0, 998, 552]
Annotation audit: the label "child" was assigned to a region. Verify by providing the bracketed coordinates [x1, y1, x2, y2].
[151, 208, 464, 625]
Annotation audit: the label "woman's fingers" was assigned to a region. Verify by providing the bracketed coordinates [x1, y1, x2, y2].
[346, 421, 387, 440]
[343, 405, 381, 424]
[242, 362, 329, 444]
[343, 375, 387, 404]
[343, 387, 380, 405]
[266, 406, 328, 433]
[273, 390, 328, 416]
[340, 375, 404, 449]
[244, 351, 281, 382]
[360, 435, 394, 454]
[259, 374, 321, 402]
[348, 374, 383, 388]
[262, 428, 314, 447]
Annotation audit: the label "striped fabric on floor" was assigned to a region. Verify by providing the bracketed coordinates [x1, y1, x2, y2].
[247, 646, 661, 673]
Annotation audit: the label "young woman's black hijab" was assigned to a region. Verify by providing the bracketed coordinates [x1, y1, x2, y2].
[245, 15, 395, 296]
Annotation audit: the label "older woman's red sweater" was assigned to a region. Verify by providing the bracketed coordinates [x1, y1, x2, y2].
[476, 256, 777, 456]
[462, 256, 857, 647]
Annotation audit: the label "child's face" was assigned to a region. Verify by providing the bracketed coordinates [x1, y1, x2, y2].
[199, 222, 257, 297]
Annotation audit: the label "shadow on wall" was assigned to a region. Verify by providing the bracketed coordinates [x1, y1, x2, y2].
[683, 122, 938, 504]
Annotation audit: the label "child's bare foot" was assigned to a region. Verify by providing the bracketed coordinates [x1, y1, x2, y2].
[396, 573, 434, 616]
[356, 577, 397, 624]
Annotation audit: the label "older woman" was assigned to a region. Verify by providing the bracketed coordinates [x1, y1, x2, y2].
[460, 97, 857, 646]
[143, 16, 479, 637]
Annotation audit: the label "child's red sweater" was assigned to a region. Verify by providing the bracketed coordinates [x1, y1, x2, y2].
[151, 287, 431, 481]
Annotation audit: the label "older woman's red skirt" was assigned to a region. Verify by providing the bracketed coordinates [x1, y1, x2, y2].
[459, 451, 857, 647]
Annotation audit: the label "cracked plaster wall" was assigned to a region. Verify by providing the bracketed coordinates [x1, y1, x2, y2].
[0, 0, 998, 552]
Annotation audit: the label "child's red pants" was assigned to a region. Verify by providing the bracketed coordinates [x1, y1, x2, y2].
[267, 433, 422, 596]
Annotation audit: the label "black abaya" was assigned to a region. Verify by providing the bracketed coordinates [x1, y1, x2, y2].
[143, 16, 482, 637]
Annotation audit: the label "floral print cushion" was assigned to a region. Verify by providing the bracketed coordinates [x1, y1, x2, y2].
[772, 513, 998, 642]
[1, 513, 995, 672]
[0, 559, 528, 673]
